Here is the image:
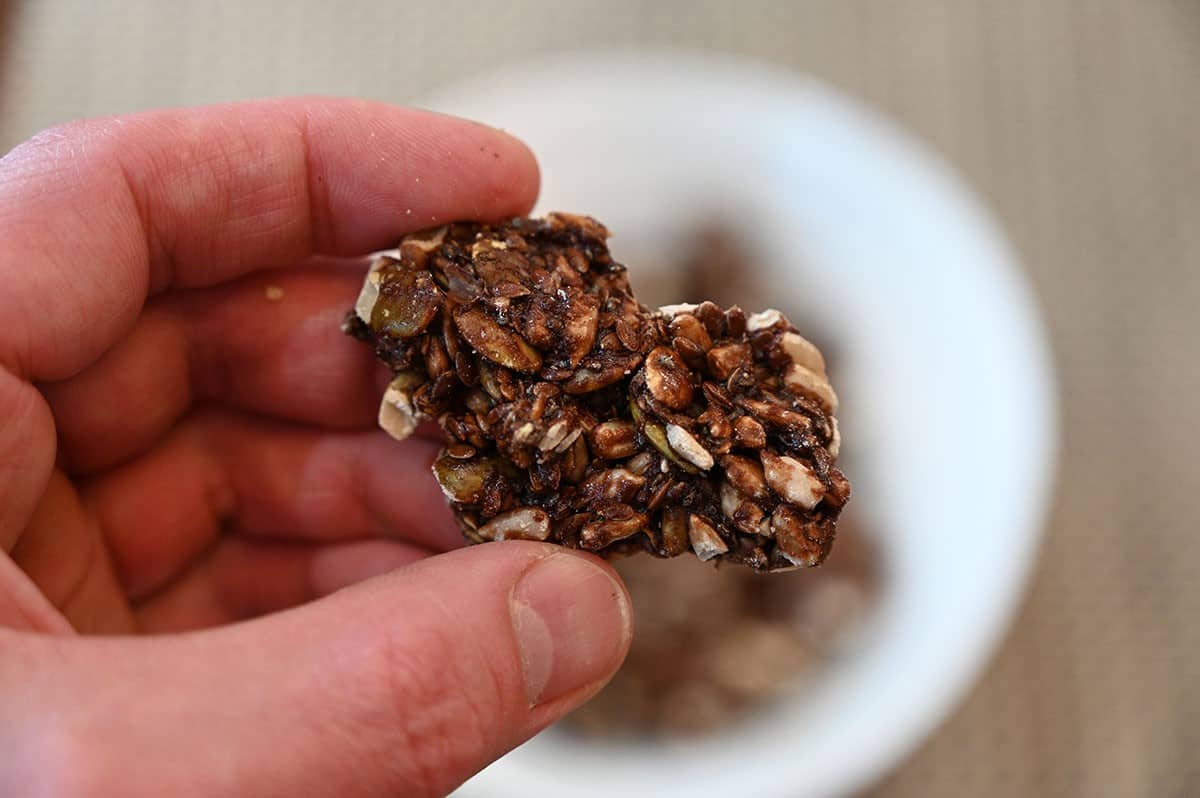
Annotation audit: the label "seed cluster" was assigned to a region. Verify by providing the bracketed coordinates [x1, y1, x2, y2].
[344, 213, 849, 571]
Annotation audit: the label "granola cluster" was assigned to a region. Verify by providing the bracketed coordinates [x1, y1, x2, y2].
[344, 214, 849, 571]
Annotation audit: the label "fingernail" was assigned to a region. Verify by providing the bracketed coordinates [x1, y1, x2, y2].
[510, 553, 631, 707]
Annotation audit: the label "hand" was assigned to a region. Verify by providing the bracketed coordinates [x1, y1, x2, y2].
[0, 99, 631, 797]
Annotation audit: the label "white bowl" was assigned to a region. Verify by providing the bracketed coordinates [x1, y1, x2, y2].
[423, 51, 1057, 798]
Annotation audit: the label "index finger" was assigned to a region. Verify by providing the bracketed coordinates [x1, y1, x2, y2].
[0, 97, 539, 382]
[0, 98, 537, 549]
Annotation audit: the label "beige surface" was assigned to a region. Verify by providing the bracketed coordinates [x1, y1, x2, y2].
[2, 2, 1198, 796]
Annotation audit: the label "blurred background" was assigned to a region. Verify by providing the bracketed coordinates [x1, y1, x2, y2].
[2, 2, 1198, 796]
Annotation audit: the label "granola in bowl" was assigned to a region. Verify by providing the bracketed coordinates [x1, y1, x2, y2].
[566, 513, 878, 737]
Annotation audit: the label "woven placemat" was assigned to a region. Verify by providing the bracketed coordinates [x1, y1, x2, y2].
[2, 2, 1197, 795]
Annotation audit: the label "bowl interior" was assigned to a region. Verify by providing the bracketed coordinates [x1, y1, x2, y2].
[426, 51, 1057, 798]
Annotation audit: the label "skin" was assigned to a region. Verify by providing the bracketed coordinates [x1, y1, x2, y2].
[0, 98, 632, 797]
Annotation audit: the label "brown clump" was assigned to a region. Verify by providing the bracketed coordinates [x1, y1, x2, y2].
[344, 213, 848, 572]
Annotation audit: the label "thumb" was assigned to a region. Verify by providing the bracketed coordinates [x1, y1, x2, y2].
[5, 542, 632, 798]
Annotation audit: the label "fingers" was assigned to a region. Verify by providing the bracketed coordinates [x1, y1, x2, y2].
[82, 408, 460, 602]
[0, 98, 539, 382]
[0, 367, 55, 550]
[0, 556, 73, 634]
[37, 294, 195, 475]
[43, 265, 386, 473]
[135, 537, 431, 633]
[0, 98, 536, 630]
[11, 470, 136, 634]
[181, 264, 385, 428]
[4, 544, 630, 798]
[0, 365, 74, 633]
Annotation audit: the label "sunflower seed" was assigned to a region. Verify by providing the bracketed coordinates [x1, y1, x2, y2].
[378, 372, 426, 440]
[746, 308, 787, 332]
[688, 514, 728, 561]
[581, 514, 647, 549]
[477, 506, 551, 541]
[354, 255, 391, 322]
[721, 454, 768, 499]
[779, 331, 826, 375]
[770, 505, 825, 567]
[666, 424, 714, 471]
[538, 419, 574, 452]
[760, 451, 826, 509]
[784, 363, 839, 413]
[582, 468, 647, 503]
[644, 423, 699, 474]
[657, 303, 699, 317]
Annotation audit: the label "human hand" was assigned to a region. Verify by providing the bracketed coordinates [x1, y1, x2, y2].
[0, 99, 631, 796]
